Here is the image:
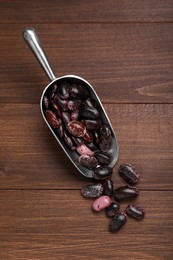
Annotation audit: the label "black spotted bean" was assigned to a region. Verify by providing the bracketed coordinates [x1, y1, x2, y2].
[119, 163, 140, 184]
[81, 183, 103, 198]
[105, 202, 120, 218]
[114, 186, 139, 202]
[109, 213, 127, 232]
[126, 204, 145, 220]
[78, 155, 98, 169]
[93, 165, 113, 180]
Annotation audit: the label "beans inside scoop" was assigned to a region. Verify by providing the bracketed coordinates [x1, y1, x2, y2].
[43, 81, 114, 179]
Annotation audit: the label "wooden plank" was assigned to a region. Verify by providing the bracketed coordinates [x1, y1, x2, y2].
[0, 190, 172, 259]
[0, 0, 173, 23]
[0, 23, 173, 104]
[1, 103, 173, 190]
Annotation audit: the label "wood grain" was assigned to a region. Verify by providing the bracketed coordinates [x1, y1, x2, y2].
[0, 190, 172, 260]
[0, 23, 173, 104]
[0, 103, 173, 190]
[1, 0, 173, 23]
[0, 1, 173, 259]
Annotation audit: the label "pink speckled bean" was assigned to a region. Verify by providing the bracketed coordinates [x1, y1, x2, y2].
[76, 144, 94, 156]
[92, 195, 112, 212]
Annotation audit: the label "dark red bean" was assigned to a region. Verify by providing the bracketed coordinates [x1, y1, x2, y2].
[93, 165, 113, 180]
[81, 183, 104, 198]
[78, 155, 98, 169]
[95, 152, 111, 165]
[70, 84, 89, 99]
[119, 163, 140, 184]
[67, 120, 86, 137]
[83, 130, 93, 143]
[82, 119, 101, 130]
[57, 82, 71, 99]
[105, 202, 120, 218]
[45, 110, 61, 128]
[109, 213, 127, 232]
[71, 110, 79, 121]
[114, 186, 139, 202]
[102, 178, 114, 196]
[126, 204, 145, 220]
[62, 111, 71, 126]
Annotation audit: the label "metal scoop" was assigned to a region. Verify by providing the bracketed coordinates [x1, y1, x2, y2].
[23, 28, 118, 178]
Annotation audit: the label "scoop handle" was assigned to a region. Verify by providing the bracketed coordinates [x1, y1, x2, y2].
[23, 28, 56, 81]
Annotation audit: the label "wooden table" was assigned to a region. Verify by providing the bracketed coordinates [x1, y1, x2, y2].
[0, 1, 173, 259]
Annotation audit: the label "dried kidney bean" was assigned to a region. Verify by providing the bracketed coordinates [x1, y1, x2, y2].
[109, 213, 127, 232]
[105, 202, 120, 218]
[67, 99, 82, 111]
[84, 98, 96, 108]
[100, 125, 111, 142]
[61, 111, 71, 126]
[114, 185, 139, 202]
[55, 95, 68, 111]
[78, 155, 98, 169]
[43, 95, 49, 110]
[67, 120, 86, 137]
[93, 165, 113, 180]
[99, 125, 112, 152]
[79, 105, 99, 119]
[102, 178, 114, 196]
[92, 195, 112, 212]
[82, 119, 101, 130]
[57, 82, 71, 99]
[45, 110, 61, 128]
[94, 152, 111, 165]
[55, 124, 64, 138]
[81, 183, 103, 198]
[119, 163, 140, 185]
[48, 83, 57, 99]
[71, 110, 79, 121]
[92, 130, 99, 144]
[126, 204, 145, 220]
[76, 144, 94, 156]
[50, 101, 62, 117]
[83, 130, 93, 143]
[63, 131, 76, 150]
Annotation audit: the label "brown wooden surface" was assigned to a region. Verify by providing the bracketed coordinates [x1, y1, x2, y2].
[0, 1, 173, 259]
